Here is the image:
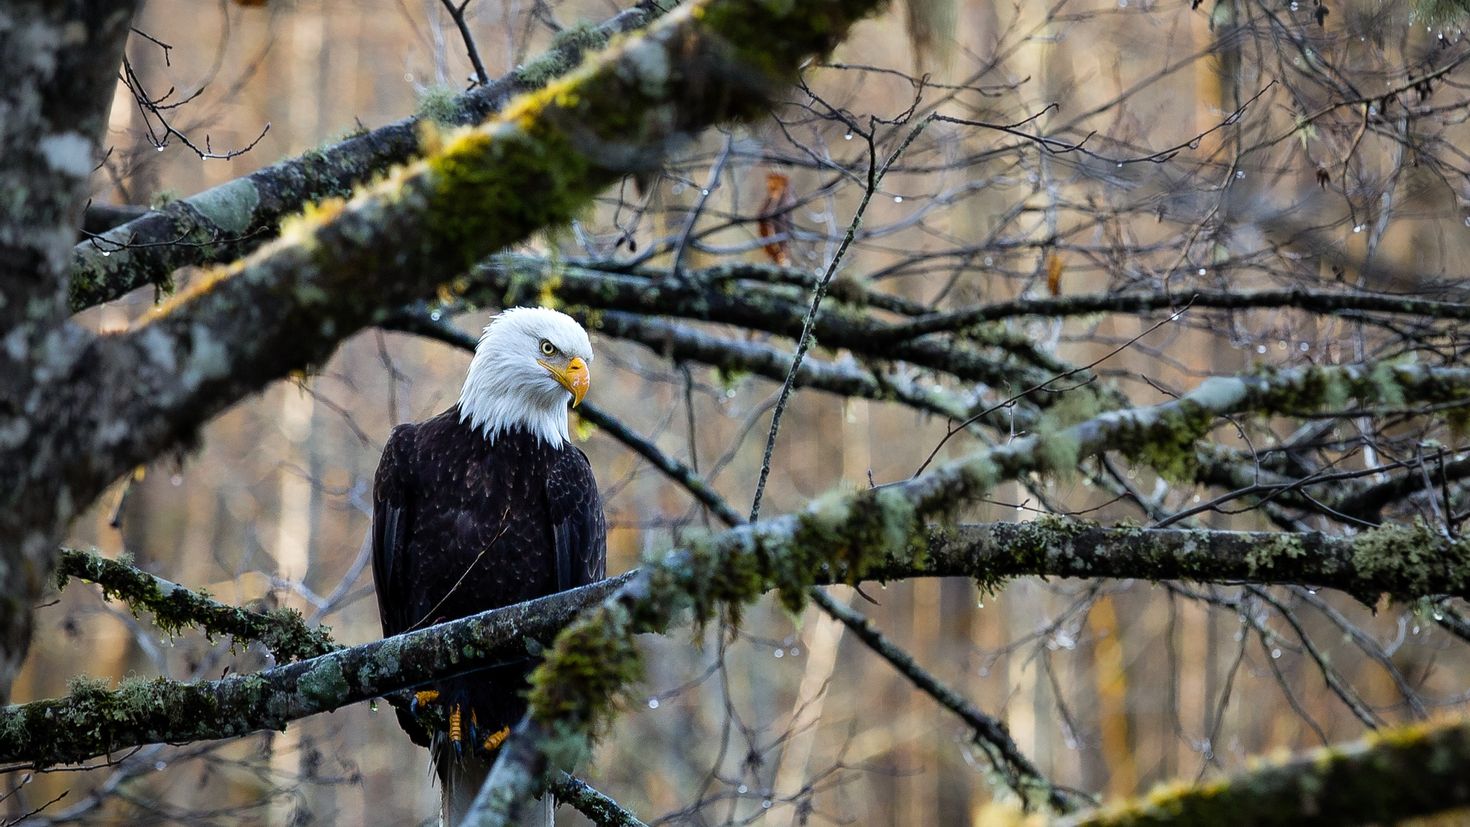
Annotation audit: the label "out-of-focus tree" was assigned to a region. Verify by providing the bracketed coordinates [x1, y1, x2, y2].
[6, 0, 1470, 824]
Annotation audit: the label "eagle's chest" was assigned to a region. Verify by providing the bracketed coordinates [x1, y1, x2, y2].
[406, 448, 556, 617]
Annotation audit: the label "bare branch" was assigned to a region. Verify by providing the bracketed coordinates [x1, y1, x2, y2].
[879, 287, 1470, 342]
[808, 587, 1086, 813]
[440, 0, 490, 86]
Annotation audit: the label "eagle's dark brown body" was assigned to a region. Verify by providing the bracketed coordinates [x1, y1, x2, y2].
[371, 405, 605, 760]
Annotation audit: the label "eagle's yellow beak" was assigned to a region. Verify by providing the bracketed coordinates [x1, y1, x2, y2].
[541, 356, 590, 407]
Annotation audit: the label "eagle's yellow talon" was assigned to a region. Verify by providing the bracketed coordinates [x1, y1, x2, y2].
[448, 705, 463, 748]
[482, 726, 510, 752]
[414, 690, 440, 707]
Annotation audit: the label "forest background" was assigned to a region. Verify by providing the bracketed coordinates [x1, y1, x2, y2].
[8, 0, 1470, 823]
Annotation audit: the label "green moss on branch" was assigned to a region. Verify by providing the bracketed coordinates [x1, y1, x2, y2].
[0, 577, 628, 768]
[8, 512, 1469, 769]
[55, 549, 335, 662]
[1059, 717, 1470, 826]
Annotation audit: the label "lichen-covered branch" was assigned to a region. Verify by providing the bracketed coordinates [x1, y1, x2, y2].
[0, 576, 628, 768]
[66, 4, 661, 311]
[469, 362, 1470, 825]
[55, 549, 336, 662]
[550, 774, 649, 827]
[6, 514, 1468, 767]
[903, 519, 1470, 604]
[1055, 717, 1470, 826]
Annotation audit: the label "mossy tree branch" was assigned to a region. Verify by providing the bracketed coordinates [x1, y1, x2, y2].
[5, 513, 1469, 768]
[1054, 717, 1470, 827]
[550, 774, 649, 827]
[0, 576, 629, 768]
[66, 4, 662, 311]
[469, 362, 1470, 824]
[55, 549, 336, 662]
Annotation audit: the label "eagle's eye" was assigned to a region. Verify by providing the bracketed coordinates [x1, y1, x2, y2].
[539, 339, 557, 356]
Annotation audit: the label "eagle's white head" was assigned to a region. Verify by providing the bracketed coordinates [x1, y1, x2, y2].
[458, 307, 593, 447]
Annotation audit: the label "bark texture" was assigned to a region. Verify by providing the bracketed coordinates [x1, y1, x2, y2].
[0, 0, 141, 703]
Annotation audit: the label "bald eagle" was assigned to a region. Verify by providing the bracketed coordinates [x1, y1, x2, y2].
[371, 307, 606, 825]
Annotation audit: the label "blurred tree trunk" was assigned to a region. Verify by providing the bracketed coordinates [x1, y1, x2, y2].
[0, 1, 141, 703]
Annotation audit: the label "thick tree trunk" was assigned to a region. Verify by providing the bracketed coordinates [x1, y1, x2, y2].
[0, 1, 140, 702]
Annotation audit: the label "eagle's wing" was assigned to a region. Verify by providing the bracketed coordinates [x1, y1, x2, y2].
[371, 424, 417, 637]
[546, 446, 606, 591]
[371, 424, 435, 747]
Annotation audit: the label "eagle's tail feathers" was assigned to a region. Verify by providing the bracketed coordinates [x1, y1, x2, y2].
[437, 748, 554, 827]
[438, 748, 489, 826]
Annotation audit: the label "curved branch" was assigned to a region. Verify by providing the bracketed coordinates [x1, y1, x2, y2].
[469, 256, 1057, 395]
[385, 304, 982, 426]
[551, 774, 649, 827]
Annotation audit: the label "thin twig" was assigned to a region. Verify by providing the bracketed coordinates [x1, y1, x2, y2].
[441, 0, 490, 85]
[749, 114, 934, 521]
[807, 588, 1085, 813]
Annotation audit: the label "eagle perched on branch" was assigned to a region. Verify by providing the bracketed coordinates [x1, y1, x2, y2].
[371, 307, 607, 825]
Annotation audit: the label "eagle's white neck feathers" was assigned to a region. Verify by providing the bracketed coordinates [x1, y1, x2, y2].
[457, 307, 593, 448]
